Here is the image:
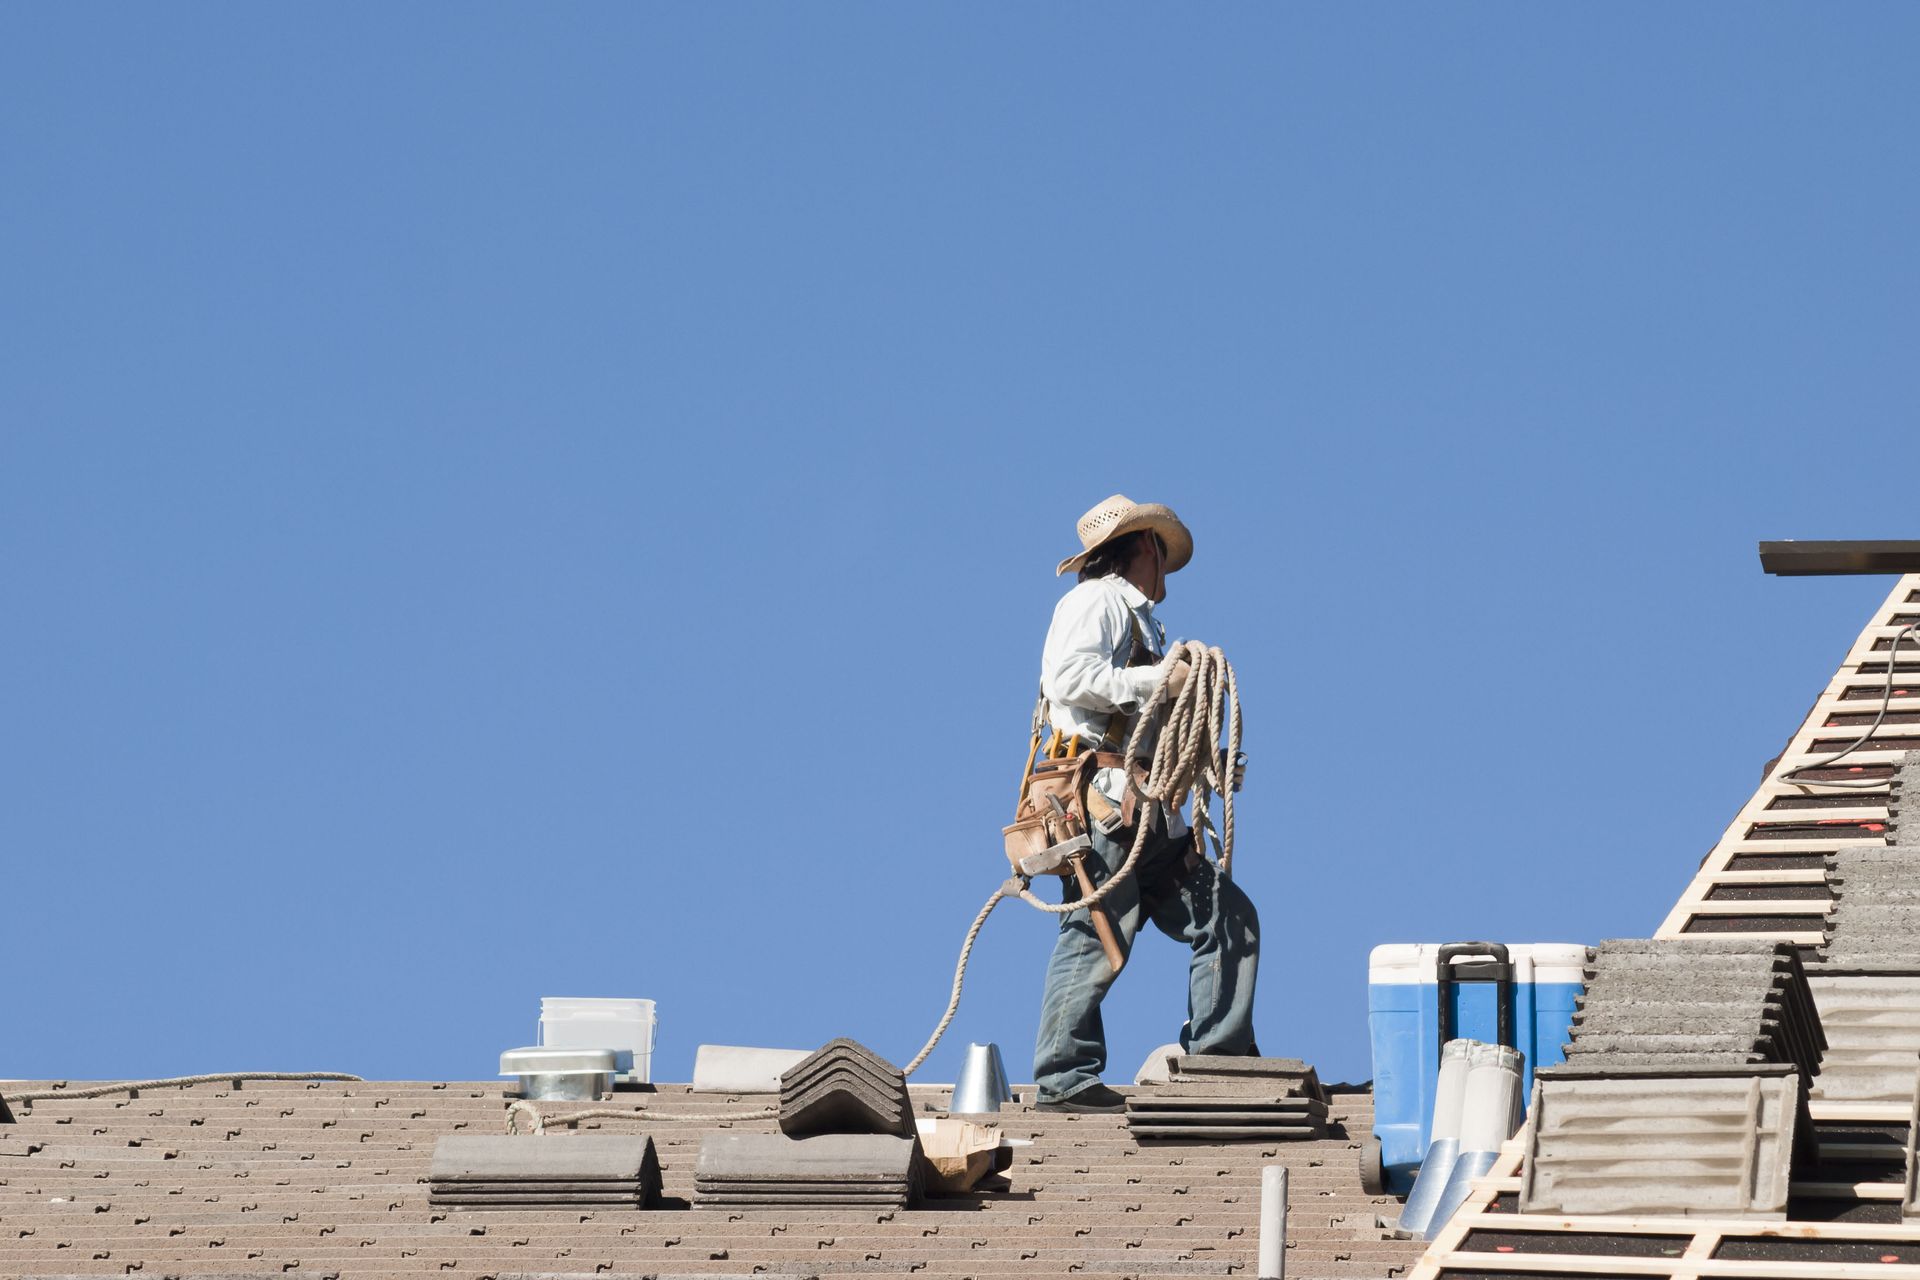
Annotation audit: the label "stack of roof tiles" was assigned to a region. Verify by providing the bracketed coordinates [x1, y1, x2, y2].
[694, 1037, 921, 1210]
[695, 1130, 923, 1209]
[1562, 937, 1825, 1076]
[778, 1036, 916, 1138]
[1521, 937, 1824, 1219]
[428, 1133, 661, 1209]
[1809, 780, 1920, 1106]
[1125, 1055, 1331, 1142]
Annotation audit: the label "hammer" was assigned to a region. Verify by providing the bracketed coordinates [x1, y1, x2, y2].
[1019, 834, 1127, 976]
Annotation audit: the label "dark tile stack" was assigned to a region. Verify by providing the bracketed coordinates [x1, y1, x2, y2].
[777, 1038, 916, 1139]
[1521, 938, 1825, 1219]
[1125, 1055, 1330, 1142]
[694, 1038, 922, 1209]
[1168, 1054, 1328, 1102]
[1562, 938, 1825, 1077]
[694, 1131, 922, 1209]
[428, 1134, 661, 1209]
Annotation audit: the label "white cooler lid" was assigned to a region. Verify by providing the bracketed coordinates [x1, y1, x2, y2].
[1369, 943, 1591, 985]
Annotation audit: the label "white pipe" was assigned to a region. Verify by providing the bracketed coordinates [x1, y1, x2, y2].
[1397, 1038, 1478, 1237]
[1258, 1165, 1287, 1279]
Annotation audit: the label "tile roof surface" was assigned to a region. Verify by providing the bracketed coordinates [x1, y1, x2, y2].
[0, 1078, 1419, 1279]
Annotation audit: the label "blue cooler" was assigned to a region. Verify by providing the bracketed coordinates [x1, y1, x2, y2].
[1366, 941, 1588, 1195]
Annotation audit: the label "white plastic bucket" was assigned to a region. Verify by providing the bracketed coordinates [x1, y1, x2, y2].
[539, 997, 657, 1084]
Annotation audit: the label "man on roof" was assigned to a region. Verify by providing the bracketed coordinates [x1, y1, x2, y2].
[1030, 495, 1261, 1113]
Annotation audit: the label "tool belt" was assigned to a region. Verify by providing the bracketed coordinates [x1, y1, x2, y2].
[1003, 734, 1151, 877]
[1008, 612, 1159, 877]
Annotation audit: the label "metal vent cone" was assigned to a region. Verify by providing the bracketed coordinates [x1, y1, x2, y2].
[950, 1042, 1015, 1113]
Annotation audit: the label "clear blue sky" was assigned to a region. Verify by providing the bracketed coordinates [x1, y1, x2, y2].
[5, 6, 1918, 1086]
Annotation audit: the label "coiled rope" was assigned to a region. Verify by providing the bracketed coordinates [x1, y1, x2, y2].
[4, 1072, 363, 1110]
[505, 1098, 780, 1135]
[903, 640, 1241, 1075]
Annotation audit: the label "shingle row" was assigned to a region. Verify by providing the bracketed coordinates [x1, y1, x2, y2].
[427, 1134, 660, 1209]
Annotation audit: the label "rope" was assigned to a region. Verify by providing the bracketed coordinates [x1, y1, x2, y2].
[5, 1072, 363, 1107]
[1780, 621, 1920, 790]
[506, 1098, 779, 1135]
[901, 880, 1023, 1075]
[903, 641, 1242, 1075]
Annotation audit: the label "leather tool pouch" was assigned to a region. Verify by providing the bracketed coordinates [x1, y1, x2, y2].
[1004, 756, 1094, 875]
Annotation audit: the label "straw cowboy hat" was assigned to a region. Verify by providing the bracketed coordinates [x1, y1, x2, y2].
[1055, 494, 1194, 577]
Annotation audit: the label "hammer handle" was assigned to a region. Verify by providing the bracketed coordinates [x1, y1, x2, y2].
[1070, 857, 1127, 975]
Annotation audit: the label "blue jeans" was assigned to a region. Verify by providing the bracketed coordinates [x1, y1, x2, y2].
[1032, 817, 1260, 1102]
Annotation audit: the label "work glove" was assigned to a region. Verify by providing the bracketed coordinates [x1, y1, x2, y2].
[1159, 653, 1192, 701]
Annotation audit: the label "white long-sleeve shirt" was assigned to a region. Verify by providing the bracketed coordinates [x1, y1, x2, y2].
[1039, 573, 1185, 835]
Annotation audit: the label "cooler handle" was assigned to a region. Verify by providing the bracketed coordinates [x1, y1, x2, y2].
[1436, 941, 1514, 1059]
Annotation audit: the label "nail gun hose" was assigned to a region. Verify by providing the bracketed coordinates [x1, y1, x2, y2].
[903, 640, 1242, 1076]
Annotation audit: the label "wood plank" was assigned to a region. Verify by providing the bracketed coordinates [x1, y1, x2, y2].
[1672, 900, 1830, 916]
[1748, 808, 1890, 823]
[1812, 1100, 1914, 1123]
[1432, 1255, 1920, 1279]
[1791, 1180, 1904, 1200]
[1465, 1213, 1920, 1240]
[1657, 931, 1828, 946]
[1699, 869, 1834, 885]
